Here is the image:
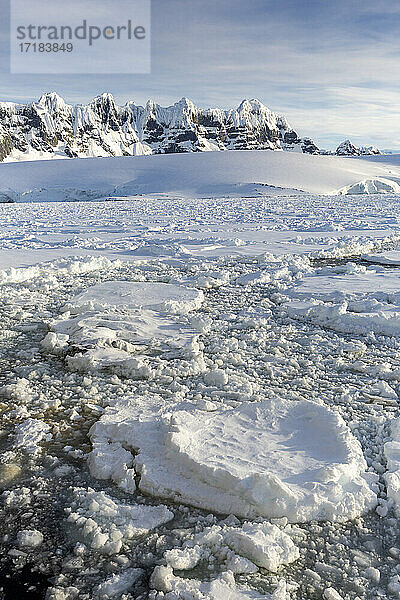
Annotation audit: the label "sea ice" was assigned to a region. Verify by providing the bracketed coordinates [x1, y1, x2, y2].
[384, 419, 400, 514]
[284, 268, 400, 337]
[66, 281, 204, 314]
[93, 568, 143, 598]
[288, 270, 400, 303]
[150, 567, 287, 599]
[283, 300, 400, 337]
[17, 529, 44, 548]
[89, 396, 377, 522]
[224, 522, 299, 571]
[164, 521, 299, 574]
[363, 250, 400, 266]
[14, 418, 52, 455]
[66, 487, 174, 555]
[44, 282, 204, 373]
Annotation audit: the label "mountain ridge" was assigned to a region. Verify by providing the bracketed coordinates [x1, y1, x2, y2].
[0, 92, 320, 162]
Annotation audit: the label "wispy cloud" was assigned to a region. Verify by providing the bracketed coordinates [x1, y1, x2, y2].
[0, 0, 399, 149]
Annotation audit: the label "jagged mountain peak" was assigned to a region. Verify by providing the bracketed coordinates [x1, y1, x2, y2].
[176, 96, 196, 108]
[37, 92, 68, 111]
[336, 139, 381, 156]
[91, 92, 117, 105]
[0, 93, 320, 161]
[238, 98, 270, 111]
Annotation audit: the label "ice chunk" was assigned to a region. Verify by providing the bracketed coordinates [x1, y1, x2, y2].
[165, 545, 203, 570]
[66, 487, 174, 555]
[45, 282, 204, 373]
[224, 522, 299, 571]
[236, 272, 272, 286]
[17, 529, 44, 548]
[288, 271, 400, 303]
[384, 419, 400, 514]
[14, 418, 52, 455]
[89, 396, 376, 522]
[323, 588, 344, 600]
[150, 567, 285, 599]
[93, 568, 143, 598]
[66, 281, 204, 314]
[284, 298, 400, 337]
[164, 521, 298, 575]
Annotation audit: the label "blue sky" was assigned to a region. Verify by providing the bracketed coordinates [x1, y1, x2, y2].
[1, 0, 400, 149]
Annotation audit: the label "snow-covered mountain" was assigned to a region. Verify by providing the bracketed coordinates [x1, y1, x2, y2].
[0, 92, 320, 162]
[335, 139, 381, 156]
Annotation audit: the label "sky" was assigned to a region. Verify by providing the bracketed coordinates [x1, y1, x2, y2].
[1, 0, 400, 150]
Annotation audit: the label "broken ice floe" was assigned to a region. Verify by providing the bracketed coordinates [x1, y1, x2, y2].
[88, 396, 377, 522]
[164, 521, 299, 573]
[14, 418, 52, 455]
[42, 281, 204, 373]
[284, 269, 400, 337]
[150, 567, 288, 599]
[0, 255, 121, 286]
[288, 270, 400, 303]
[63, 280, 204, 314]
[66, 487, 174, 555]
[93, 568, 144, 599]
[384, 419, 400, 516]
[283, 300, 400, 337]
[363, 250, 400, 266]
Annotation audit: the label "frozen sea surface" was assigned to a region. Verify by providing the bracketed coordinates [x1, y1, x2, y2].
[1, 190, 400, 599]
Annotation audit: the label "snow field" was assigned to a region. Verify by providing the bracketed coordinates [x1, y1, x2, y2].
[1, 150, 400, 202]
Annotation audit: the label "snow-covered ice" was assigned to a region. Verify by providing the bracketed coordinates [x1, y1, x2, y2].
[66, 487, 174, 554]
[283, 267, 400, 337]
[93, 568, 143, 598]
[223, 522, 299, 571]
[44, 281, 204, 373]
[14, 418, 52, 455]
[150, 567, 288, 599]
[1, 150, 400, 202]
[65, 281, 204, 314]
[363, 250, 400, 266]
[161, 520, 299, 577]
[1, 152, 400, 599]
[384, 420, 400, 514]
[287, 269, 400, 302]
[89, 396, 376, 522]
[16, 529, 44, 548]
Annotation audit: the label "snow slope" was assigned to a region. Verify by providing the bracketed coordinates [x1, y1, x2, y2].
[1, 150, 400, 202]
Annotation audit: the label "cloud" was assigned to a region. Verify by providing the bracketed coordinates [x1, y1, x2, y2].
[0, 0, 399, 149]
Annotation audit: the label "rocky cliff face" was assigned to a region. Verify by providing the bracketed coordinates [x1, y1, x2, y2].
[335, 139, 381, 156]
[0, 93, 320, 161]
